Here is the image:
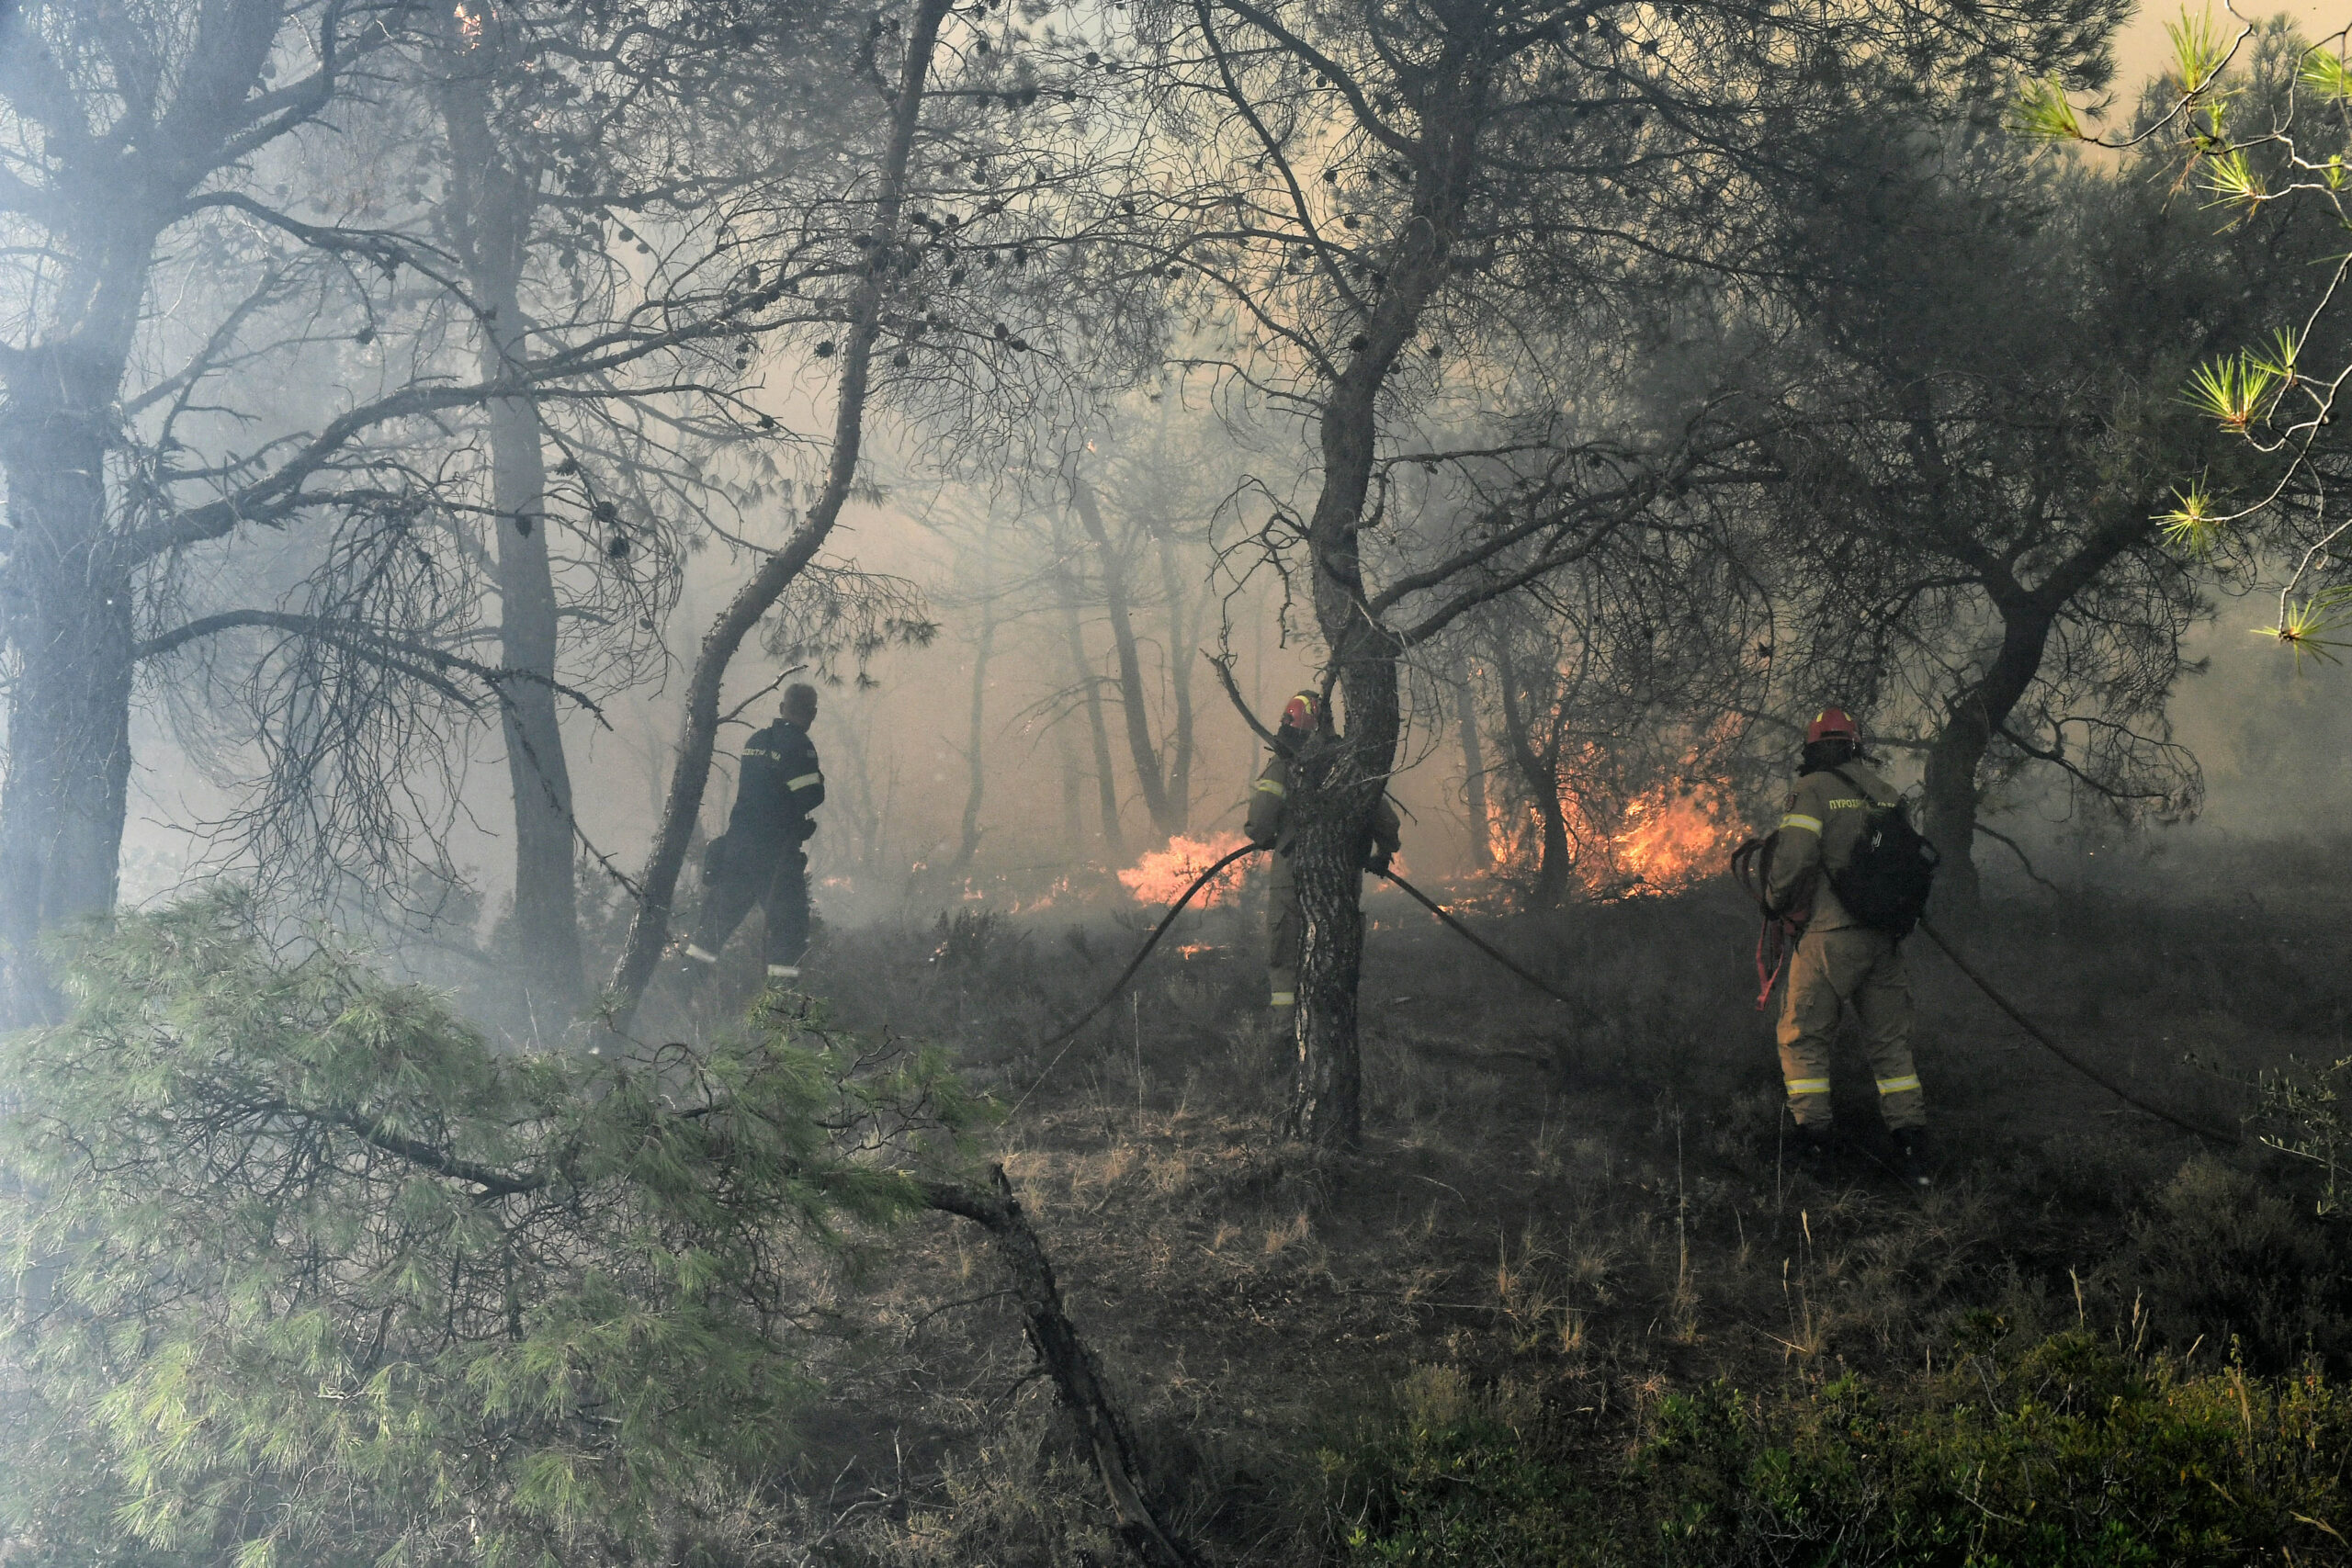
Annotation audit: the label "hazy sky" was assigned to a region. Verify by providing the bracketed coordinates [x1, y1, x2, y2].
[2113, 1, 2346, 97]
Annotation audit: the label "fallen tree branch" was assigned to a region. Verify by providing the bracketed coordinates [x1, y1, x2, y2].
[258, 1082, 1193, 1562]
[922, 1167, 1198, 1568]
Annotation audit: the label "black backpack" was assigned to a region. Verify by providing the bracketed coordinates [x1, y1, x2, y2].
[1824, 768, 1939, 939]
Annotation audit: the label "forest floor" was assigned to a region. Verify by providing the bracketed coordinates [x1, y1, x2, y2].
[632, 839, 2352, 1565]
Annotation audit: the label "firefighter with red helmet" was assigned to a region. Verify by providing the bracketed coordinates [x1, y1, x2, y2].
[1244, 690, 1400, 1040]
[1763, 706, 1931, 1187]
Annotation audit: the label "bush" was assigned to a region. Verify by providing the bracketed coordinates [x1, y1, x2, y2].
[1649, 1333, 2351, 1566]
[1319, 1367, 1594, 1568]
[2118, 1156, 2350, 1371]
[0, 891, 982, 1568]
[1328, 1337, 2352, 1567]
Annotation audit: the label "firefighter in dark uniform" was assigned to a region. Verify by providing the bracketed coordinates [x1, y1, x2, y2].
[684, 682, 825, 984]
[1763, 705, 1930, 1188]
[1244, 690, 1401, 1039]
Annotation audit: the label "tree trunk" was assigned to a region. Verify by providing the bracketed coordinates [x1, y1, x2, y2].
[1920, 604, 2057, 922]
[949, 595, 994, 875]
[1494, 640, 1569, 908]
[1283, 78, 1474, 1148]
[1154, 529, 1194, 833]
[1052, 524, 1125, 861]
[485, 369, 584, 1018]
[830, 708, 890, 876]
[1057, 731, 1086, 851]
[603, 0, 952, 1030]
[1283, 757, 1367, 1147]
[445, 123, 584, 1016]
[437, 22, 584, 1019]
[0, 349, 135, 1025]
[1070, 469, 1176, 836]
[1453, 655, 1492, 867]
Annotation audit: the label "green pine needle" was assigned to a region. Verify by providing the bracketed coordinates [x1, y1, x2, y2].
[2166, 8, 2231, 96]
[2185, 351, 2278, 430]
[2156, 480, 2226, 558]
[2300, 47, 2352, 105]
[2012, 76, 2085, 141]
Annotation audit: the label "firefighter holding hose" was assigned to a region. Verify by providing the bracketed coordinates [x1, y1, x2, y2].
[1245, 690, 1400, 1043]
[1763, 706, 1934, 1189]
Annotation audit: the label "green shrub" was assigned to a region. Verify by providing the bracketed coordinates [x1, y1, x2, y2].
[0, 891, 983, 1568]
[1649, 1334, 2350, 1566]
[1318, 1367, 1596, 1567]
[1329, 1337, 2351, 1567]
[2118, 1156, 2350, 1371]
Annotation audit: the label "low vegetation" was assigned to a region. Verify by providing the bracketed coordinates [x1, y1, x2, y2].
[7, 852, 2352, 1564]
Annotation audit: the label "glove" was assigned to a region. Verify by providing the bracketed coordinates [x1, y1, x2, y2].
[1363, 849, 1392, 875]
[700, 834, 730, 883]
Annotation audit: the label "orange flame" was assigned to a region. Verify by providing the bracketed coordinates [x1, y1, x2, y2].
[1118, 831, 1253, 908]
[1600, 778, 1741, 896]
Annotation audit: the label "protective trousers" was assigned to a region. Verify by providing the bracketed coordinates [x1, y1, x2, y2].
[1267, 870, 1302, 1024]
[692, 842, 810, 974]
[1775, 926, 1925, 1132]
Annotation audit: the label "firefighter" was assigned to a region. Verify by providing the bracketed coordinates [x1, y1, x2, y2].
[1764, 705, 1931, 1188]
[1244, 690, 1401, 1038]
[683, 682, 825, 985]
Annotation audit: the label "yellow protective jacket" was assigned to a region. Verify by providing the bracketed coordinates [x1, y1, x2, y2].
[1765, 758, 1899, 931]
[1245, 752, 1400, 887]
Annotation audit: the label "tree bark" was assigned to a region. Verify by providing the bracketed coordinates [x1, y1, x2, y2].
[439, 52, 584, 1018]
[602, 0, 953, 1030]
[1920, 602, 2058, 921]
[1070, 468, 1177, 837]
[1284, 74, 1476, 1147]
[0, 0, 287, 1024]
[1493, 640, 1570, 908]
[1052, 521, 1125, 862]
[1282, 764, 1367, 1147]
[1453, 655, 1492, 867]
[1154, 528, 1195, 833]
[0, 348, 136, 1025]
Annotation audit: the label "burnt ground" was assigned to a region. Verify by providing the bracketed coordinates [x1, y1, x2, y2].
[632, 842, 2352, 1565]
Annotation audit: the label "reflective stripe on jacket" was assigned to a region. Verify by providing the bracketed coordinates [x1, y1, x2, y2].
[730, 717, 824, 840]
[1243, 751, 1400, 886]
[1764, 758, 1897, 931]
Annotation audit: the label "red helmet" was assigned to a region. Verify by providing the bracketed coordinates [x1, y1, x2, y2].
[1804, 706, 1860, 745]
[1278, 690, 1319, 734]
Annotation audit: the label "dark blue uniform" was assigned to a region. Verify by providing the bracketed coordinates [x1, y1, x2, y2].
[691, 717, 824, 974]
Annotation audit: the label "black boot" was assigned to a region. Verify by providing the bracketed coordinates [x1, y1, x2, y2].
[1792, 1122, 1833, 1171]
[1894, 1129, 1933, 1190]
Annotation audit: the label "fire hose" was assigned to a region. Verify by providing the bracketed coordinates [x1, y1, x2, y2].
[1910, 918, 2236, 1146]
[1372, 867, 1598, 1021]
[1010, 847, 1594, 1114]
[1013, 845, 2233, 1148]
[1008, 841, 1262, 1116]
[1729, 839, 2233, 1146]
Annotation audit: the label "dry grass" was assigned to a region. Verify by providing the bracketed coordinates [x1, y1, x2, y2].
[632, 871, 2352, 1566]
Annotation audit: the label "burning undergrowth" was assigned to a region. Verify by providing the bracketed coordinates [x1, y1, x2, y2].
[1117, 830, 1255, 908]
[1481, 724, 1752, 903]
[1589, 774, 1746, 896]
